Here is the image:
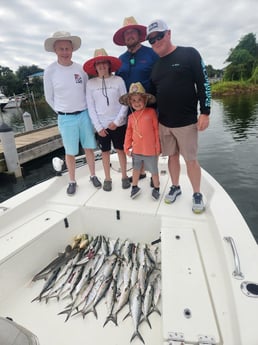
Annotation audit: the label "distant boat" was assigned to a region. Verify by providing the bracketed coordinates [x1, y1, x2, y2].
[0, 92, 9, 111]
[4, 94, 26, 109]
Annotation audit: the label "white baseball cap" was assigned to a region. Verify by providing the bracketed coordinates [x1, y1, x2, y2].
[146, 19, 169, 38]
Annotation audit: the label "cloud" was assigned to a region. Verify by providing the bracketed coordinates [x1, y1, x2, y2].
[0, 0, 257, 73]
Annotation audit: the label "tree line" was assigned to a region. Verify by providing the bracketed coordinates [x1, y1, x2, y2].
[0, 32, 257, 98]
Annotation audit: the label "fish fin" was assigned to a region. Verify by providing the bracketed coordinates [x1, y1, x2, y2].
[31, 296, 41, 303]
[122, 311, 131, 321]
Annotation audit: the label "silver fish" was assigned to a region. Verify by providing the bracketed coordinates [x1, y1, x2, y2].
[103, 278, 117, 327]
[129, 282, 144, 344]
[141, 283, 154, 329]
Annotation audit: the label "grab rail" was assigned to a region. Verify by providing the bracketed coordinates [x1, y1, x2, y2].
[224, 236, 244, 280]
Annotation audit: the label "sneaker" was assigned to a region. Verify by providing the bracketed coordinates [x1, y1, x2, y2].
[152, 188, 160, 201]
[103, 180, 112, 192]
[122, 177, 131, 189]
[90, 176, 102, 188]
[164, 185, 182, 204]
[130, 186, 141, 199]
[192, 192, 205, 214]
[129, 173, 146, 183]
[67, 182, 77, 196]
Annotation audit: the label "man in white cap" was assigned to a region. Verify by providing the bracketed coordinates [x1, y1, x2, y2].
[146, 19, 211, 214]
[43, 31, 101, 195]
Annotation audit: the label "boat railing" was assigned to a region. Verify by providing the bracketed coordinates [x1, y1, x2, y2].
[224, 236, 244, 280]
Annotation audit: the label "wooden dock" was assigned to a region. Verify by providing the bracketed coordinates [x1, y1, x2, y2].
[0, 125, 63, 173]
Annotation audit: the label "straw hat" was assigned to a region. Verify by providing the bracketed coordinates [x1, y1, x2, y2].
[44, 31, 81, 52]
[113, 16, 147, 46]
[119, 82, 156, 105]
[83, 48, 122, 76]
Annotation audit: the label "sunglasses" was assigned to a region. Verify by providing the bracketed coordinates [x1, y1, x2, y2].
[148, 31, 167, 45]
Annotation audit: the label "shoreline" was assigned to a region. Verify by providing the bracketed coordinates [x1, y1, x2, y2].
[211, 81, 258, 97]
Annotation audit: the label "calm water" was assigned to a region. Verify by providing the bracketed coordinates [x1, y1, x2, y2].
[1, 95, 258, 242]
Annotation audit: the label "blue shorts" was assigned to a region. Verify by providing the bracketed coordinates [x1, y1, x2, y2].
[58, 109, 96, 155]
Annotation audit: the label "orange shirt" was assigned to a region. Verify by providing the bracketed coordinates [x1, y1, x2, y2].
[124, 107, 161, 156]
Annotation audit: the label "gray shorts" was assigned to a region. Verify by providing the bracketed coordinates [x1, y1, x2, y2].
[132, 154, 159, 174]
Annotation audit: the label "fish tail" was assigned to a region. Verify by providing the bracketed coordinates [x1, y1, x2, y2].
[57, 308, 73, 322]
[130, 330, 145, 344]
[139, 316, 152, 329]
[146, 316, 152, 329]
[103, 314, 118, 327]
[150, 306, 161, 316]
[82, 306, 98, 319]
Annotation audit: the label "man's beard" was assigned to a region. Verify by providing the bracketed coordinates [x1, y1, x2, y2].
[127, 40, 140, 51]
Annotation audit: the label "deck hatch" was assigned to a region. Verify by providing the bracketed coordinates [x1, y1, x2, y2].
[161, 226, 220, 344]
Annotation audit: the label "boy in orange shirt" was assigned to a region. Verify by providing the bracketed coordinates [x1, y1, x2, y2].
[120, 82, 161, 200]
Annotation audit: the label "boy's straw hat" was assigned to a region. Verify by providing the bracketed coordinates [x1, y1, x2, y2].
[119, 82, 156, 105]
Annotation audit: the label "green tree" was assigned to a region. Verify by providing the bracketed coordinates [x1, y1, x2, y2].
[16, 65, 43, 83]
[249, 66, 258, 84]
[224, 33, 258, 81]
[0, 66, 21, 95]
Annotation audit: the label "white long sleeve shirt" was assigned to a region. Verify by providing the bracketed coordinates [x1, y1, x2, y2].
[43, 61, 88, 113]
[86, 75, 128, 132]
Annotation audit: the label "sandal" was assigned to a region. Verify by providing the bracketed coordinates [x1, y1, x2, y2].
[103, 180, 112, 192]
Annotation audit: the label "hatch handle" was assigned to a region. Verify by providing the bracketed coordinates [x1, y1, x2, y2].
[224, 236, 244, 280]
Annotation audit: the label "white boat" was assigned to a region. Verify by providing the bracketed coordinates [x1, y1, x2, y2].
[1, 153, 258, 345]
[0, 92, 9, 111]
[4, 97, 21, 109]
[4, 95, 24, 109]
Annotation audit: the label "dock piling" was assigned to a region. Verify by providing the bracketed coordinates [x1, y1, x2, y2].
[0, 123, 22, 177]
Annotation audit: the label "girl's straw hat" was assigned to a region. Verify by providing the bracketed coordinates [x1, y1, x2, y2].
[83, 48, 122, 76]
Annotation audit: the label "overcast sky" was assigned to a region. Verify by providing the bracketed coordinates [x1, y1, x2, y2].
[1, 0, 257, 73]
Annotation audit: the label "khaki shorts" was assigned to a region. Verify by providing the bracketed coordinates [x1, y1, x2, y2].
[159, 123, 198, 161]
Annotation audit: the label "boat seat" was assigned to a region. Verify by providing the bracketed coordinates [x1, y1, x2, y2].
[160, 222, 220, 344]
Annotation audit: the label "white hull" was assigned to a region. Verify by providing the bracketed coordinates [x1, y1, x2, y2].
[4, 97, 22, 109]
[0, 93, 9, 110]
[1, 154, 258, 345]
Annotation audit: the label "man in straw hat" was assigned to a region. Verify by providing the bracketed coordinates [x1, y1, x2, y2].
[43, 31, 101, 195]
[83, 48, 130, 192]
[120, 82, 161, 200]
[113, 16, 159, 183]
[146, 19, 211, 213]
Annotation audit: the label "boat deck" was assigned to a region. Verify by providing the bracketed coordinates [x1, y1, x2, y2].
[1, 154, 258, 345]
